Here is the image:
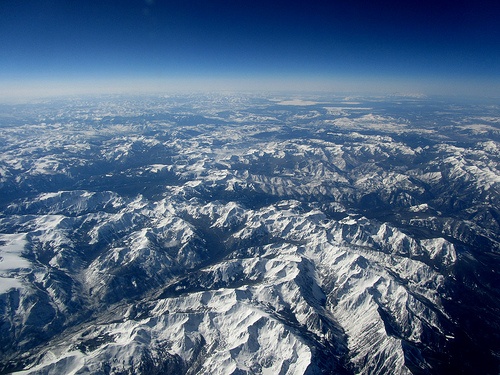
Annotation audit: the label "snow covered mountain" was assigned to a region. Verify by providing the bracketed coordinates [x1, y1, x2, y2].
[0, 94, 499, 374]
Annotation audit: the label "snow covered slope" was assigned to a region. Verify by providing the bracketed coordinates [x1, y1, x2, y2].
[0, 94, 499, 374]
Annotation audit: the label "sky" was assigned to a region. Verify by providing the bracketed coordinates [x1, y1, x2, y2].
[0, 0, 499, 98]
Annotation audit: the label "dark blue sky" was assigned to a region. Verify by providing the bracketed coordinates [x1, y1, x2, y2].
[1, 0, 499, 96]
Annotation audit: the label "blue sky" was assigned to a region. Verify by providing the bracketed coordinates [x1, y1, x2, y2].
[1, 0, 499, 97]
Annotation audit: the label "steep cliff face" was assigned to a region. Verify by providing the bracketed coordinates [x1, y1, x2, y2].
[0, 94, 499, 374]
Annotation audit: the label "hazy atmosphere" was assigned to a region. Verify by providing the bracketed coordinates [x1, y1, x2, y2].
[1, 0, 499, 98]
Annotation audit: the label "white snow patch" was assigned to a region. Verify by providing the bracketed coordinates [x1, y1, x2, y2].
[409, 203, 429, 212]
[147, 164, 170, 173]
[0, 233, 30, 293]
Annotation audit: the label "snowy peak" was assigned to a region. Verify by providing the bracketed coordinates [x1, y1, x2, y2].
[1, 94, 499, 374]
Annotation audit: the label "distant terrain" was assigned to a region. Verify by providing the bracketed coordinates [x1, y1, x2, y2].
[0, 93, 499, 374]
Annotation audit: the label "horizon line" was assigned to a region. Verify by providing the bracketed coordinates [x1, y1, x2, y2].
[1, 75, 499, 102]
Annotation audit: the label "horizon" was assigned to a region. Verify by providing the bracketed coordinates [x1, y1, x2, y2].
[1, 0, 499, 100]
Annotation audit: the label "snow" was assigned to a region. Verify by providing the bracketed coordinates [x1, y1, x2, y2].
[147, 163, 170, 173]
[409, 203, 429, 212]
[16, 351, 85, 375]
[1, 94, 498, 374]
[0, 233, 30, 293]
